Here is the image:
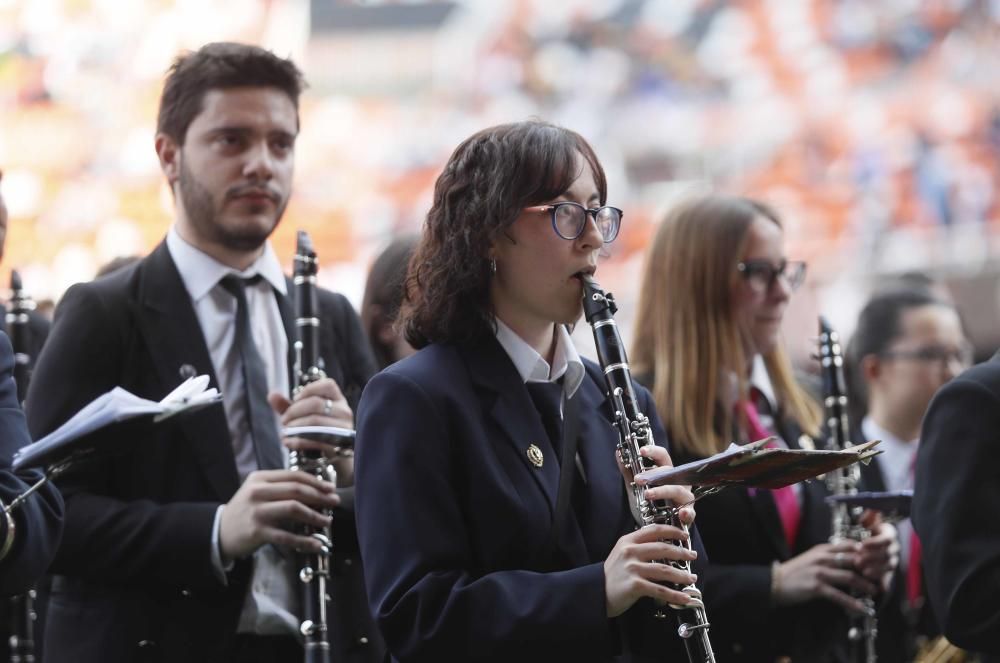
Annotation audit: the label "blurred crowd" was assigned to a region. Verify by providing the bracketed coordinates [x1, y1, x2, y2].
[2, 0, 1000, 355]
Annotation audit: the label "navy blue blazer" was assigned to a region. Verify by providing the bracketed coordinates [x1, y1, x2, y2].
[0, 330, 63, 596]
[355, 336, 704, 663]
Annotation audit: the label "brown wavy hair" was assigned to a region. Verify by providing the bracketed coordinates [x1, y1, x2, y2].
[402, 120, 606, 348]
[631, 194, 822, 459]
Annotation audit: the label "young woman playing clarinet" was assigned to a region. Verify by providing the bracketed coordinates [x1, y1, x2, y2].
[631, 194, 899, 663]
[354, 120, 703, 663]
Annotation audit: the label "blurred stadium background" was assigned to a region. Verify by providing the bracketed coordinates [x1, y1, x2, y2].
[2, 0, 1000, 364]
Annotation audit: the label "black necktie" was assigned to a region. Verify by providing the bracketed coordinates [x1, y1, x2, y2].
[526, 380, 564, 463]
[219, 274, 284, 471]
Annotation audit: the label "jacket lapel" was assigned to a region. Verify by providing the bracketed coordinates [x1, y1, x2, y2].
[136, 243, 240, 501]
[460, 338, 560, 518]
[573, 373, 630, 561]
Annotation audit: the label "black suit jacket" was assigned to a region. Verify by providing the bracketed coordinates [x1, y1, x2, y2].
[354, 336, 706, 663]
[0, 330, 63, 595]
[914, 357, 1000, 659]
[25, 241, 383, 663]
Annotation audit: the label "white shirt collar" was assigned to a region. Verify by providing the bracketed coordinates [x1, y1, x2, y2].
[494, 319, 585, 398]
[750, 354, 778, 412]
[166, 226, 288, 301]
[861, 415, 919, 491]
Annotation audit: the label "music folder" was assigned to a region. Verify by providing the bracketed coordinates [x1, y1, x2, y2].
[13, 375, 222, 472]
[634, 438, 882, 491]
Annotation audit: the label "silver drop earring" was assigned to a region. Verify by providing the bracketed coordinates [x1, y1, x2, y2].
[490, 258, 497, 274]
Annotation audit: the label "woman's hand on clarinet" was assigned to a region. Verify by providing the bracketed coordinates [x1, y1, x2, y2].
[857, 509, 900, 592]
[604, 524, 699, 618]
[771, 541, 879, 614]
[636, 445, 696, 525]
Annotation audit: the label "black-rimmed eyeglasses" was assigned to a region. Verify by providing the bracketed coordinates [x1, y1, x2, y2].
[524, 202, 623, 243]
[880, 344, 974, 369]
[736, 259, 807, 293]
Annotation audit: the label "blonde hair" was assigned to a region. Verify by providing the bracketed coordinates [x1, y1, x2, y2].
[631, 195, 822, 459]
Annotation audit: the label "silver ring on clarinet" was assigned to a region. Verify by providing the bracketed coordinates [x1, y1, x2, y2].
[323, 398, 334, 417]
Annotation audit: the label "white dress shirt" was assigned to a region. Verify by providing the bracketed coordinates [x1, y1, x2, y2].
[494, 319, 585, 398]
[166, 228, 298, 637]
[862, 415, 918, 570]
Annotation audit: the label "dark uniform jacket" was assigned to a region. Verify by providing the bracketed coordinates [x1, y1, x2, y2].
[25, 241, 384, 663]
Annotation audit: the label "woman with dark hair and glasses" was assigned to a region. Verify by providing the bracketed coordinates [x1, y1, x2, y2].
[353, 120, 703, 662]
[630, 194, 898, 662]
[845, 285, 969, 662]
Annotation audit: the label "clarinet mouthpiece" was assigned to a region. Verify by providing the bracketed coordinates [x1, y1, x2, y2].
[296, 230, 315, 257]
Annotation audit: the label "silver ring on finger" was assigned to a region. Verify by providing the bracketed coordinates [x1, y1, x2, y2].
[323, 398, 334, 416]
[835, 552, 847, 567]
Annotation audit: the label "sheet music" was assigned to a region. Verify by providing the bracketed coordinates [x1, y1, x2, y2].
[13, 375, 221, 471]
[636, 439, 881, 490]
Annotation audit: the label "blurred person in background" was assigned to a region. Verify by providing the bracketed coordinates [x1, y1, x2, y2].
[94, 254, 143, 279]
[360, 235, 418, 370]
[0, 169, 50, 383]
[0, 170, 63, 662]
[355, 120, 704, 662]
[846, 285, 970, 662]
[631, 194, 898, 663]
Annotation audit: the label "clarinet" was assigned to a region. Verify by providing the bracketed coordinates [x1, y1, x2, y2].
[818, 316, 877, 663]
[290, 231, 334, 663]
[580, 275, 715, 663]
[7, 270, 36, 663]
[7, 270, 35, 405]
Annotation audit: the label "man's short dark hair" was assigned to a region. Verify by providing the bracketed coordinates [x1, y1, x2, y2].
[156, 42, 306, 144]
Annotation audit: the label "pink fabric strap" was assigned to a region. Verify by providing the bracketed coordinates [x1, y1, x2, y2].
[743, 398, 801, 550]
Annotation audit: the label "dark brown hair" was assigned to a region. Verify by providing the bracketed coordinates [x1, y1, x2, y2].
[361, 234, 419, 369]
[156, 42, 306, 144]
[401, 120, 607, 348]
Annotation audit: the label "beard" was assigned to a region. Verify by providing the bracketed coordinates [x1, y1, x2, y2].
[177, 158, 287, 252]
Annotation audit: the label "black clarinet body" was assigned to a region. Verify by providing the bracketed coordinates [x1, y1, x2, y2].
[290, 231, 334, 663]
[818, 316, 877, 663]
[7, 271, 34, 406]
[6, 270, 36, 663]
[580, 275, 716, 663]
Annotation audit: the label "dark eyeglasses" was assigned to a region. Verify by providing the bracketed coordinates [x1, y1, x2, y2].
[524, 202, 623, 243]
[880, 344, 973, 369]
[736, 259, 807, 293]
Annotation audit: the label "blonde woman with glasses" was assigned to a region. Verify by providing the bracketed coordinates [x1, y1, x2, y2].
[631, 194, 898, 663]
